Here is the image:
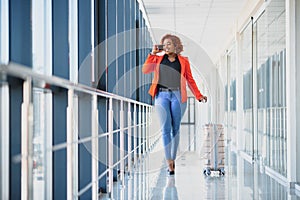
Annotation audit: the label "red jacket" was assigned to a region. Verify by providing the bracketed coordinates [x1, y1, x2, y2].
[142, 54, 203, 103]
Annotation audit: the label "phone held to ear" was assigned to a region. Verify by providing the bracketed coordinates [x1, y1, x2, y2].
[157, 44, 164, 50]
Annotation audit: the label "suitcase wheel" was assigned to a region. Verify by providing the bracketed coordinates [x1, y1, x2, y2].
[218, 168, 225, 176]
[203, 168, 211, 176]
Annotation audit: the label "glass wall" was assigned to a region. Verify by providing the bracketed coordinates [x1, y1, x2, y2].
[222, 0, 287, 177]
[255, 0, 286, 176]
[227, 46, 237, 149]
[240, 22, 253, 156]
[233, 0, 286, 176]
[32, 1, 53, 199]
[1, 0, 153, 198]
[0, 0, 9, 199]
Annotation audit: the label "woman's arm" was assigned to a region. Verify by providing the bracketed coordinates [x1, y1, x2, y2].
[184, 59, 204, 100]
[142, 54, 158, 74]
[142, 45, 163, 74]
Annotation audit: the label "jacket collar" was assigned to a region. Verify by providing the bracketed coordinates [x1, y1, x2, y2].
[156, 54, 187, 73]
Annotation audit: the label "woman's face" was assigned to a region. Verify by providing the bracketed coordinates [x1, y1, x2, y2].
[162, 38, 175, 54]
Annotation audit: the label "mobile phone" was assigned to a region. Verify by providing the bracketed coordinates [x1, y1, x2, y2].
[157, 44, 164, 50]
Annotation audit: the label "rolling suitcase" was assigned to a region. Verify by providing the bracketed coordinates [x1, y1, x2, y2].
[202, 123, 225, 176]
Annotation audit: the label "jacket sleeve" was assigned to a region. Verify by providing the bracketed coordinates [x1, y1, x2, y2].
[142, 54, 158, 74]
[185, 59, 203, 100]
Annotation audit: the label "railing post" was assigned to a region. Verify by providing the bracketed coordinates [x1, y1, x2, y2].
[149, 107, 152, 150]
[145, 106, 147, 152]
[120, 100, 125, 187]
[138, 105, 142, 158]
[67, 89, 74, 200]
[21, 78, 33, 200]
[91, 94, 98, 200]
[127, 102, 132, 175]
[133, 104, 137, 166]
[146, 106, 149, 152]
[142, 106, 147, 154]
[0, 82, 9, 200]
[108, 98, 113, 198]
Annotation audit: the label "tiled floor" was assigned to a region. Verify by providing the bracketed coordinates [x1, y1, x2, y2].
[100, 136, 300, 200]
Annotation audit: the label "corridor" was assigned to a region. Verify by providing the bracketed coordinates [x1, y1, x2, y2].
[1, 0, 300, 199]
[100, 125, 299, 200]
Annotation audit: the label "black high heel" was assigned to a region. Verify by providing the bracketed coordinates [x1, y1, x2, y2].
[167, 160, 175, 175]
[167, 169, 175, 175]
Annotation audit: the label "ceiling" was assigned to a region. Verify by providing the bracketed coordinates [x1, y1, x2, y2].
[140, 0, 249, 63]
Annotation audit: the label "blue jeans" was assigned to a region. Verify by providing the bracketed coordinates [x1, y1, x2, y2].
[155, 90, 187, 160]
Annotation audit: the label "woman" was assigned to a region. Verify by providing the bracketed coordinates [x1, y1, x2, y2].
[142, 34, 207, 175]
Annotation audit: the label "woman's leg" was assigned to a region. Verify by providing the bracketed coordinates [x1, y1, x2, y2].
[170, 91, 187, 160]
[155, 92, 172, 161]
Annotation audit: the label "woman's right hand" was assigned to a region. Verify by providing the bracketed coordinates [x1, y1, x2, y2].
[151, 45, 162, 54]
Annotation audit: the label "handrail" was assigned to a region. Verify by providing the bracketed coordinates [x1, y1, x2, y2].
[0, 62, 158, 199]
[0, 62, 151, 107]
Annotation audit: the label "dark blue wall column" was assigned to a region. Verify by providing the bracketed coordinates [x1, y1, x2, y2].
[117, 0, 125, 97]
[124, 0, 130, 168]
[53, 0, 69, 79]
[78, 0, 93, 199]
[9, 0, 32, 67]
[124, 0, 130, 99]
[135, 4, 141, 157]
[52, 0, 69, 199]
[9, 0, 32, 199]
[107, 0, 117, 94]
[107, 0, 119, 181]
[115, 0, 126, 181]
[135, 2, 140, 102]
[8, 82, 23, 200]
[130, 0, 137, 101]
[95, 0, 108, 193]
[140, 16, 145, 103]
[78, 96, 92, 200]
[146, 30, 152, 104]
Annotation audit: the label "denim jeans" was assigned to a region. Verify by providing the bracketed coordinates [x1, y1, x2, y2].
[155, 90, 187, 160]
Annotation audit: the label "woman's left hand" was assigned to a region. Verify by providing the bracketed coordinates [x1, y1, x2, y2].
[199, 96, 207, 103]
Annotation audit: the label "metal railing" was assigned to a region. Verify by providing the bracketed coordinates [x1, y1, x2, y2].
[0, 62, 157, 200]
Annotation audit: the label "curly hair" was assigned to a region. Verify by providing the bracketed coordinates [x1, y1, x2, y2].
[160, 34, 183, 54]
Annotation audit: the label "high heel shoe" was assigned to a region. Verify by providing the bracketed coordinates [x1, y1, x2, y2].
[167, 160, 175, 175]
[167, 169, 175, 176]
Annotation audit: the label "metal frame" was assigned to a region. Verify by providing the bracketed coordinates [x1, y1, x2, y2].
[0, 0, 9, 199]
[21, 78, 34, 200]
[0, 62, 155, 199]
[0, 0, 9, 64]
[0, 82, 9, 200]
[66, 89, 75, 200]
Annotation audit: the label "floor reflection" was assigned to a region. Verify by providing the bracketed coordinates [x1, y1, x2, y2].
[203, 176, 225, 200]
[163, 177, 178, 200]
[99, 138, 300, 200]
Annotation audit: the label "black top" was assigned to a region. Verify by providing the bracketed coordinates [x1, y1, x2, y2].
[158, 54, 181, 89]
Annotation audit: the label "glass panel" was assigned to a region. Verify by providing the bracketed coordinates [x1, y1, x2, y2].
[181, 97, 195, 124]
[32, 0, 52, 75]
[0, 0, 9, 64]
[181, 100, 189, 123]
[32, 0, 52, 199]
[256, 9, 268, 166]
[227, 45, 237, 148]
[32, 89, 52, 200]
[255, 0, 286, 176]
[180, 97, 196, 151]
[190, 98, 195, 124]
[241, 23, 253, 156]
[0, 9, 9, 198]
